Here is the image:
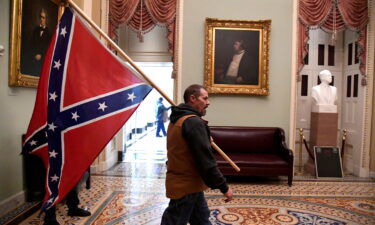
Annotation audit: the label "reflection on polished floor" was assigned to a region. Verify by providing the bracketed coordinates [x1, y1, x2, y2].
[123, 129, 167, 164]
[6, 131, 375, 224]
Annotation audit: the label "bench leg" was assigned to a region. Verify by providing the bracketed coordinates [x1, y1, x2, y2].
[288, 175, 293, 186]
[86, 168, 91, 189]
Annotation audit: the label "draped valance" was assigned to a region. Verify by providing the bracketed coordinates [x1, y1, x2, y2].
[298, 0, 368, 85]
[109, 0, 176, 55]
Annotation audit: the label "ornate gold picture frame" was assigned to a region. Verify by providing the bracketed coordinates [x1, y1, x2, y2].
[9, 0, 63, 88]
[204, 18, 271, 95]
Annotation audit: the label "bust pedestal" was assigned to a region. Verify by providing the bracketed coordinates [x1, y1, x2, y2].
[311, 104, 337, 113]
[305, 111, 338, 176]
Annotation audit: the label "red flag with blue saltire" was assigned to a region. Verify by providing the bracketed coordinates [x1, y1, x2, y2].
[22, 7, 152, 210]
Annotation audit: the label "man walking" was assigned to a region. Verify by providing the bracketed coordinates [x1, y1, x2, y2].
[161, 84, 233, 225]
[156, 97, 170, 137]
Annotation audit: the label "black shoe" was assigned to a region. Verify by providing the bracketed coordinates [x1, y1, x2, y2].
[43, 220, 60, 225]
[67, 208, 91, 217]
[156, 135, 162, 137]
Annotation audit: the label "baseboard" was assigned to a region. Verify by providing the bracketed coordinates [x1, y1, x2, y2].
[343, 155, 354, 174]
[0, 191, 25, 217]
[353, 163, 361, 176]
[359, 167, 370, 177]
[90, 152, 118, 173]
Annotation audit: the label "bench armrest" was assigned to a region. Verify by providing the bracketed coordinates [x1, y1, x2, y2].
[276, 128, 294, 164]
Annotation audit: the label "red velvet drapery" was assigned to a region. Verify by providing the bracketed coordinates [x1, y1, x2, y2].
[298, 0, 368, 85]
[109, 0, 176, 54]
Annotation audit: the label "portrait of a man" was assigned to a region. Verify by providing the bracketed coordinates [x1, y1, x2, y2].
[214, 29, 260, 86]
[20, 0, 58, 77]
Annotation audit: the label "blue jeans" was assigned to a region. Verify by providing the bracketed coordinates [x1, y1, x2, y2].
[156, 120, 166, 136]
[161, 192, 211, 225]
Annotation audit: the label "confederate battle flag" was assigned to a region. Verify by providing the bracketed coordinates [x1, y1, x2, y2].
[22, 7, 152, 210]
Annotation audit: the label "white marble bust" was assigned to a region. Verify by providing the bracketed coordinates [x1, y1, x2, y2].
[311, 70, 338, 113]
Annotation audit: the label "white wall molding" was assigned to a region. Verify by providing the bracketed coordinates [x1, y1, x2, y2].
[174, 0, 184, 103]
[360, 0, 375, 177]
[289, 0, 298, 149]
[343, 154, 354, 174]
[353, 163, 361, 176]
[101, 0, 109, 32]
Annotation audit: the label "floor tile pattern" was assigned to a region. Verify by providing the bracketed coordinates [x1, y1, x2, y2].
[8, 125, 375, 224]
[19, 173, 375, 225]
[208, 196, 375, 225]
[123, 132, 167, 163]
[94, 162, 166, 179]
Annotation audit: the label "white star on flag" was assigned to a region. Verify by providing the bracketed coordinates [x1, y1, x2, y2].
[53, 60, 61, 70]
[98, 102, 108, 111]
[48, 122, 57, 132]
[60, 26, 67, 37]
[71, 111, 80, 121]
[127, 92, 136, 102]
[47, 198, 54, 204]
[29, 140, 37, 146]
[49, 150, 58, 158]
[51, 174, 59, 182]
[49, 92, 58, 101]
[45, 132, 48, 138]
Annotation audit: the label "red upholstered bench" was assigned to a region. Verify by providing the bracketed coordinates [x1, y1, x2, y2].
[210, 126, 294, 186]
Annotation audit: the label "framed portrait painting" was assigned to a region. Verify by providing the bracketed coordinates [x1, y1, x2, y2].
[9, 0, 63, 88]
[204, 18, 271, 95]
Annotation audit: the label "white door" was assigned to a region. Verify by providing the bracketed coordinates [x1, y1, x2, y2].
[340, 30, 364, 175]
[296, 29, 343, 165]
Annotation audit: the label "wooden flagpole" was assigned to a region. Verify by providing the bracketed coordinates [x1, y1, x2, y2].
[66, 0, 240, 172]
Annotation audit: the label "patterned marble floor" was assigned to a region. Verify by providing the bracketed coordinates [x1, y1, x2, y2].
[123, 126, 167, 163]
[95, 162, 166, 178]
[13, 132, 375, 224]
[19, 169, 375, 225]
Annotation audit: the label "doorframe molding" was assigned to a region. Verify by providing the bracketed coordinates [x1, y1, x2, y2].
[361, 0, 375, 176]
[174, 0, 184, 104]
[289, 0, 298, 152]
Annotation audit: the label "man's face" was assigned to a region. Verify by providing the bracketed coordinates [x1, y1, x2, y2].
[233, 41, 242, 52]
[40, 12, 46, 26]
[189, 88, 210, 116]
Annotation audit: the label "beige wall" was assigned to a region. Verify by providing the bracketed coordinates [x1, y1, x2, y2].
[180, 0, 293, 138]
[0, 0, 37, 202]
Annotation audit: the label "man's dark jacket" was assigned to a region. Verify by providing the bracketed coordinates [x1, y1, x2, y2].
[169, 104, 228, 193]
